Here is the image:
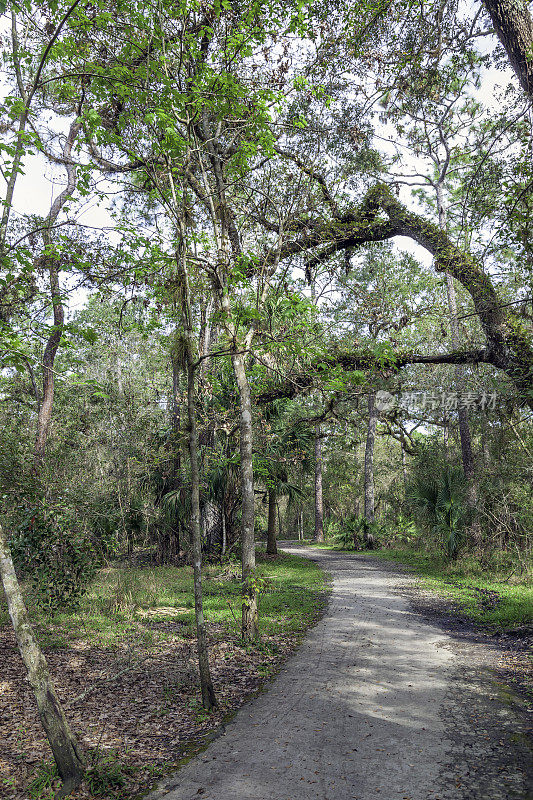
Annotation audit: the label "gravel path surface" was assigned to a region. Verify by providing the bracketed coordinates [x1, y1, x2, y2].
[149, 544, 532, 800]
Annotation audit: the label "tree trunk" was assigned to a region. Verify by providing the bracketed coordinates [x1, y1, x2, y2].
[186, 361, 217, 709]
[0, 524, 85, 796]
[266, 488, 278, 554]
[400, 442, 408, 491]
[201, 500, 223, 556]
[231, 351, 258, 642]
[34, 275, 63, 465]
[221, 511, 227, 556]
[481, 420, 491, 467]
[482, 0, 533, 98]
[34, 121, 80, 466]
[443, 413, 450, 461]
[176, 227, 217, 709]
[437, 186, 482, 547]
[170, 355, 182, 555]
[364, 392, 377, 547]
[314, 426, 325, 542]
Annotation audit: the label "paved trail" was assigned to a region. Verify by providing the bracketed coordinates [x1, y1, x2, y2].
[151, 545, 531, 800]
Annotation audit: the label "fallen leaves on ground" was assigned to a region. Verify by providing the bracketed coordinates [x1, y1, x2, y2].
[0, 620, 299, 800]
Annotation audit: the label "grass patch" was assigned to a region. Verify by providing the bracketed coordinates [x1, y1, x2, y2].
[1, 549, 328, 800]
[0, 550, 328, 650]
[365, 547, 533, 628]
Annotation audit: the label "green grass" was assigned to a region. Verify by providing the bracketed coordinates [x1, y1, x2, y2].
[365, 547, 533, 628]
[0, 551, 328, 650]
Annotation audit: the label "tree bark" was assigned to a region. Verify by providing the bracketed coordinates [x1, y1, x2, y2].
[170, 355, 182, 555]
[482, 0, 533, 97]
[0, 524, 85, 796]
[231, 351, 259, 642]
[176, 226, 217, 709]
[443, 413, 450, 460]
[364, 392, 377, 547]
[314, 426, 325, 542]
[481, 419, 491, 467]
[186, 359, 217, 709]
[201, 500, 223, 555]
[266, 488, 278, 554]
[400, 441, 408, 491]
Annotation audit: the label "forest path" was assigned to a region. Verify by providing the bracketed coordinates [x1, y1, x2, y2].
[150, 544, 531, 800]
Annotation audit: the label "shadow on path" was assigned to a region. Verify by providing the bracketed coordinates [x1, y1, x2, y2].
[148, 544, 532, 800]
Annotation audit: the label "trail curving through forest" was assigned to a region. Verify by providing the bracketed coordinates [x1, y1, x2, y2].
[149, 545, 531, 800]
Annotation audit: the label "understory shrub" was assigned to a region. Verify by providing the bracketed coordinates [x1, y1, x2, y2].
[10, 503, 99, 612]
[407, 465, 466, 559]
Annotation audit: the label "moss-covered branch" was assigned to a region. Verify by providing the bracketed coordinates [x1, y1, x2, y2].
[256, 348, 491, 404]
[271, 181, 533, 406]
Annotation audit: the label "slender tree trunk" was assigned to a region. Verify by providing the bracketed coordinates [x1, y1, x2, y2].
[34, 120, 81, 466]
[34, 266, 64, 465]
[437, 186, 481, 547]
[0, 524, 85, 796]
[170, 356, 182, 554]
[266, 488, 278, 555]
[400, 442, 408, 491]
[364, 392, 377, 547]
[481, 420, 491, 467]
[221, 511, 227, 556]
[186, 360, 217, 709]
[202, 500, 223, 555]
[231, 351, 259, 641]
[314, 426, 325, 542]
[198, 296, 215, 377]
[175, 221, 217, 709]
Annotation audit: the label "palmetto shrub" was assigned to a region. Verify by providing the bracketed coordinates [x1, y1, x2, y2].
[406, 466, 467, 559]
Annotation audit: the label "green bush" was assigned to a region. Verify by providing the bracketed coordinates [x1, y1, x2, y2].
[328, 515, 382, 550]
[86, 753, 133, 797]
[381, 514, 418, 547]
[324, 517, 342, 540]
[10, 504, 98, 612]
[406, 466, 466, 559]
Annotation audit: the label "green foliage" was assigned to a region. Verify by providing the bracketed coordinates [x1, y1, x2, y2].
[324, 515, 382, 550]
[382, 514, 417, 546]
[407, 466, 466, 559]
[322, 517, 340, 540]
[86, 753, 133, 797]
[0, 552, 327, 650]
[89, 511, 121, 560]
[27, 760, 59, 800]
[330, 526, 357, 550]
[10, 504, 98, 612]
